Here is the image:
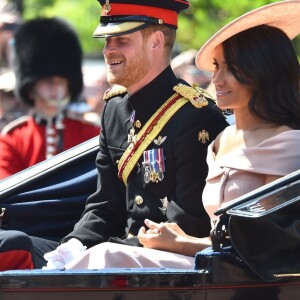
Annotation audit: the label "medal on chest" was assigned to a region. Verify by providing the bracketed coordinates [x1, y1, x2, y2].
[127, 110, 139, 148]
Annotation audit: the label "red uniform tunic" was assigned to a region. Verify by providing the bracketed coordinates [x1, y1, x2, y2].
[0, 115, 100, 180]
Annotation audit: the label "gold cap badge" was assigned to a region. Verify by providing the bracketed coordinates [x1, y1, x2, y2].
[104, 0, 111, 14]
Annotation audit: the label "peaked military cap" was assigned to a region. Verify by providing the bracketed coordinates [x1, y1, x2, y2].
[93, 0, 189, 38]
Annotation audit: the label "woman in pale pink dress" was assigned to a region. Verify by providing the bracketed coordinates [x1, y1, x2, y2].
[44, 1, 300, 270]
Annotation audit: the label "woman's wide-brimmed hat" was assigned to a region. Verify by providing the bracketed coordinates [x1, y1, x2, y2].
[196, 0, 300, 72]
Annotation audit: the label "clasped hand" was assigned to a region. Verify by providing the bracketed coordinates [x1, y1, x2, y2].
[138, 219, 188, 253]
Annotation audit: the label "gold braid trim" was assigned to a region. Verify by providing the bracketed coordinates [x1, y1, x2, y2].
[103, 85, 127, 101]
[118, 94, 188, 184]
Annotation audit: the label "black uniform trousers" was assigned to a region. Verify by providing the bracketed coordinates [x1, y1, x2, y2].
[0, 229, 58, 269]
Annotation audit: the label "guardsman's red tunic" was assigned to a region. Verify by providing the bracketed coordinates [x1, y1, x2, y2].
[0, 115, 100, 180]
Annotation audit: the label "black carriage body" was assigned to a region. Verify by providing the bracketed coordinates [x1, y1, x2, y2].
[0, 268, 299, 300]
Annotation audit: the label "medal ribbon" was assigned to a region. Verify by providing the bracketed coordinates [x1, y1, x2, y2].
[149, 149, 157, 171]
[118, 93, 188, 184]
[157, 148, 165, 172]
[143, 150, 150, 166]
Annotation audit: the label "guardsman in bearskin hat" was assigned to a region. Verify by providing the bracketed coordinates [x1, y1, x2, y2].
[0, 0, 228, 270]
[0, 17, 100, 180]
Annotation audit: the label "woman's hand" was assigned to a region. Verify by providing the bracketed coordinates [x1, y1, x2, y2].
[138, 219, 212, 256]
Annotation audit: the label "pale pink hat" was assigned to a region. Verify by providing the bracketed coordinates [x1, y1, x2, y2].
[196, 0, 300, 72]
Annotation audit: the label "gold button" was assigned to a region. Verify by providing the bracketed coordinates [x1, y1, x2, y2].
[135, 120, 141, 128]
[135, 195, 144, 205]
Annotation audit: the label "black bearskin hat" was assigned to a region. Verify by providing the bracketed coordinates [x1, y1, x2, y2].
[13, 17, 83, 106]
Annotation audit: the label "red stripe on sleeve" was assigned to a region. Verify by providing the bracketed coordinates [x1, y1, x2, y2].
[0, 250, 33, 271]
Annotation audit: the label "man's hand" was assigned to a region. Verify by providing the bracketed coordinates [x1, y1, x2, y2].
[43, 238, 87, 269]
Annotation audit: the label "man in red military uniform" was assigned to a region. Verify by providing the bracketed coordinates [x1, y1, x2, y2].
[0, 17, 100, 180]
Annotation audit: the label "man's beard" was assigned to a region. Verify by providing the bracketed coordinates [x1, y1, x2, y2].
[106, 48, 150, 88]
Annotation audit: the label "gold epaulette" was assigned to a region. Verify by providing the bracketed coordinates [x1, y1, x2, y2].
[1, 115, 29, 135]
[173, 83, 214, 108]
[103, 85, 127, 102]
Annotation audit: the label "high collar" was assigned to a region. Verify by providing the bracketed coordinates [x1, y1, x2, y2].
[33, 111, 66, 125]
[128, 66, 178, 113]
